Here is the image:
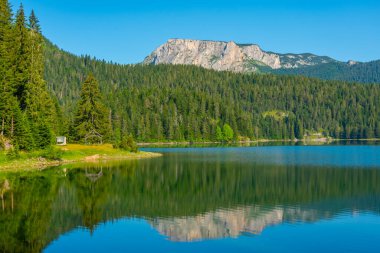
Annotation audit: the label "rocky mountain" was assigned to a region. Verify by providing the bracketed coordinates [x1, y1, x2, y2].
[144, 39, 380, 83]
[143, 39, 337, 72]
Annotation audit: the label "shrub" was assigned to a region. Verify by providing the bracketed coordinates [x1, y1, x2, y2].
[40, 146, 63, 161]
[6, 145, 20, 160]
[117, 135, 138, 153]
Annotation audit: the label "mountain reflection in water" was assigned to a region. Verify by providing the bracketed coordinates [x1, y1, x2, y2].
[0, 146, 379, 252]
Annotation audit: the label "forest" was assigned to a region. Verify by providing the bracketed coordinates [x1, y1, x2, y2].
[0, 2, 60, 152]
[1, 0, 380, 152]
[272, 60, 380, 84]
[45, 40, 380, 143]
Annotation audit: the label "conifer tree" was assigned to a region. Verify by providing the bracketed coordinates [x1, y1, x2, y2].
[0, 0, 14, 138]
[25, 10, 57, 148]
[13, 106, 34, 150]
[295, 120, 304, 139]
[74, 74, 111, 144]
[0, 3, 58, 150]
[12, 4, 29, 108]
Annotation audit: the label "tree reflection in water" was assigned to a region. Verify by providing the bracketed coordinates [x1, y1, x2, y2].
[0, 153, 379, 252]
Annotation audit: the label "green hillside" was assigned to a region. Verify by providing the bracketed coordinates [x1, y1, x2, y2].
[272, 60, 380, 84]
[44, 40, 380, 142]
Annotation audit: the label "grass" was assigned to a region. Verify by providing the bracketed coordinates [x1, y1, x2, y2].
[0, 144, 161, 172]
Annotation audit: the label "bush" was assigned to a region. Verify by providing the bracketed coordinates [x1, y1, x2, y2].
[40, 146, 63, 161]
[116, 135, 138, 153]
[6, 145, 20, 160]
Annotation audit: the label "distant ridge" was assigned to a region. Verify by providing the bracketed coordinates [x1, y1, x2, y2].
[143, 38, 380, 83]
[143, 38, 337, 72]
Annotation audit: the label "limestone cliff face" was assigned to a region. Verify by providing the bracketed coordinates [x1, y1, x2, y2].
[143, 39, 336, 72]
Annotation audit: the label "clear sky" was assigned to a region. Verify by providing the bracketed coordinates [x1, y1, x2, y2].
[9, 0, 380, 64]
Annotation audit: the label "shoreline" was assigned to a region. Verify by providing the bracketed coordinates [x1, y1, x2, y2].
[137, 138, 380, 146]
[1, 138, 379, 172]
[0, 145, 162, 172]
[0, 152, 162, 172]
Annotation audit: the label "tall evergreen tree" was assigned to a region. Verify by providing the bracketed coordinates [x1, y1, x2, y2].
[12, 4, 29, 108]
[0, 3, 58, 150]
[0, 0, 14, 138]
[25, 10, 57, 148]
[73, 74, 111, 144]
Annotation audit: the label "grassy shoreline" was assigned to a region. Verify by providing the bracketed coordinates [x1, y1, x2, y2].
[1, 138, 379, 172]
[0, 144, 162, 172]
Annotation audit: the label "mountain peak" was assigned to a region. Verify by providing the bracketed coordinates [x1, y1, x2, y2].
[143, 39, 337, 72]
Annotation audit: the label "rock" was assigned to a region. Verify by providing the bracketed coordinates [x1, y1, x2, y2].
[85, 154, 100, 161]
[143, 39, 337, 72]
[348, 60, 358, 66]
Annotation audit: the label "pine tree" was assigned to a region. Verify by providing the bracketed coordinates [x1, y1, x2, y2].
[0, 0, 14, 138]
[13, 105, 34, 150]
[25, 10, 57, 148]
[295, 120, 304, 139]
[0, 4, 58, 150]
[12, 4, 29, 108]
[73, 74, 111, 144]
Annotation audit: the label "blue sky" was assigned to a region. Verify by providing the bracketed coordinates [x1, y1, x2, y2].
[10, 0, 380, 64]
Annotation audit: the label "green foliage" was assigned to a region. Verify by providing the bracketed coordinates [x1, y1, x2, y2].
[73, 74, 111, 144]
[273, 60, 380, 84]
[40, 146, 63, 161]
[116, 135, 138, 153]
[34, 121, 53, 149]
[0, 1, 58, 151]
[6, 145, 20, 160]
[43, 42, 380, 142]
[222, 124, 234, 142]
[13, 107, 34, 150]
[2, 0, 379, 147]
[216, 126, 223, 142]
[294, 120, 304, 139]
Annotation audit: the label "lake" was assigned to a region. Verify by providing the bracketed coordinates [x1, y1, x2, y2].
[0, 144, 379, 252]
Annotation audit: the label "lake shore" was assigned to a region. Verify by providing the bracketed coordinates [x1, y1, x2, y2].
[137, 138, 380, 146]
[0, 144, 162, 172]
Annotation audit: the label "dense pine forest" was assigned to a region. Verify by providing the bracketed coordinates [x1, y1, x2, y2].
[272, 60, 380, 84]
[0, 2, 60, 151]
[1, 0, 380, 151]
[45, 40, 380, 143]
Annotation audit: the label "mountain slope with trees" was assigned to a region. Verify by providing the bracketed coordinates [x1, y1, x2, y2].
[271, 60, 380, 84]
[43, 41, 380, 142]
[1, 0, 379, 148]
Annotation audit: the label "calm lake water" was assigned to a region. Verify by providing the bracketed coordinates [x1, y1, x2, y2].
[1, 144, 379, 252]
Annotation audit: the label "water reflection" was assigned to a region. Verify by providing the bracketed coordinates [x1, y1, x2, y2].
[0, 146, 379, 252]
[151, 206, 284, 241]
